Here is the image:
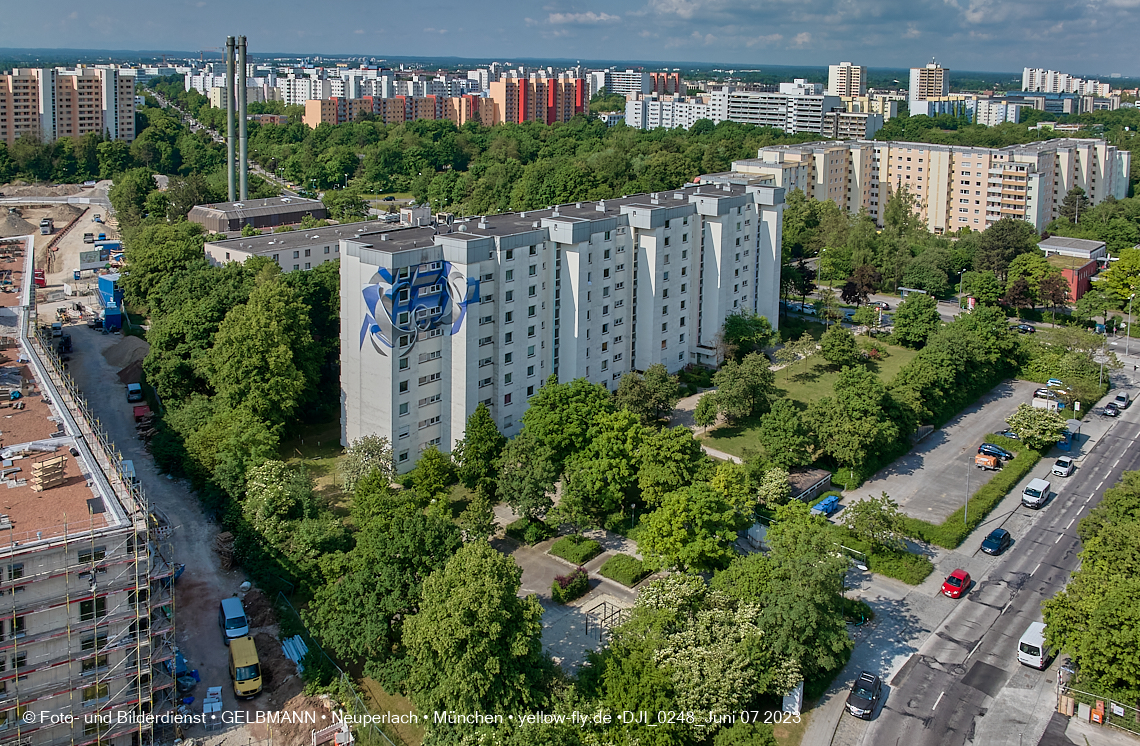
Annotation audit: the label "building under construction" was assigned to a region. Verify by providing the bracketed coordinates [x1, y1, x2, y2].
[0, 234, 176, 745]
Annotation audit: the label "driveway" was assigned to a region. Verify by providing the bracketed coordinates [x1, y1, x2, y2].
[843, 379, 1040, 523]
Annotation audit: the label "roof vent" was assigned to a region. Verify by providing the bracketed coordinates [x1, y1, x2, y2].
[478, 218, 489, 229]
[380, 233, 389, 241]
[651, 198, 660, 205]
[458, 224, 468, 232]
[281, 197, 292, 203]
[532, 221, 540, 228]
[674, 192, 683, 199]
[596, 200, 606, 212]
[233, 202, 244, 208]
[520, 211, 527, 219]
[576, 202, 582, 208]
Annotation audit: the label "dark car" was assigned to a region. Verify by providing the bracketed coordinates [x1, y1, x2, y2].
[845, 671, 882, 720]
[870, 300, 891, 310]
[1015, 323, 1036, 334]
[382, 196, 396, 201]
[981, 528, 1012, 555]
[994, 430, 1019, 440]
[978, 443, 1014, 460]
[1103, 402, 1120, 417]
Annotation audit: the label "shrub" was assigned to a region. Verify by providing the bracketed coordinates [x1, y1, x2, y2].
[902, 446, 1042, 548]
[550, 535, 603, 565]
[867, 550, 934, 585]
[551, 567, 590, 604]
[599, 554, 649, 587]
[505, 517, 555, 545]
[841, 597, 874, 625]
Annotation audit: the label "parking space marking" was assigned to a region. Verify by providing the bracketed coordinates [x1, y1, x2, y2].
[933, 691, 945, 711]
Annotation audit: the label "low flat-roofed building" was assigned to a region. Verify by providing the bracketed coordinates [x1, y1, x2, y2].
[1046, 253, 1098, 301]
[204, 221, 382, 271]
[187, 196, 327, 233]
[1038, 236, 1107, 261]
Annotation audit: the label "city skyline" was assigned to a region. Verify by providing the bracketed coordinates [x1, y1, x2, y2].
[1, 0, 1138, 77]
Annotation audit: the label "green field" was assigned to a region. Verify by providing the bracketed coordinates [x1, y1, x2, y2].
[700, 342, 919, 458]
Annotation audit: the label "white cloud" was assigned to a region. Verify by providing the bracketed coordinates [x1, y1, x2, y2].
[547, 11, 622, 24]
[792, 31, 812, 46]
[647, 0, 706, 19]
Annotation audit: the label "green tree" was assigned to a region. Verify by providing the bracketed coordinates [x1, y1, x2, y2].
[962, 270, 1003, 306]
[403, 542, 549, 715]
[452, 403, 505, 497]
[842, 491, 905, 552]
[756, 400, 814, 468]
[773, 331, 819, 365]
[722, 312, 779, 361]
[711, 553, 772, 603]
[882, 185, 920, 238]
[108, 167, 156, 226]
[120, 221, 208, 310]
[615, 364, 681, 423]
[96, 140, 132, 179]
[1039, 273, 1072, 324]
[1007, 252, 1059, 302]
[323, 188, 369, 221]
[901, 258, 950, 297]
[558, 409, 646, 527]
[241, 460, 314, 544]
[1004, 404, 1068, 451]
[814, 286, 842, 327]
[805, 367, 899, 474]
[638, 484, 748, 572]
[241, 223, 260, 237]
[756, 467, 791, 508]
[892, 293, 941, 348]
[712, 353, 776, 422]
[1003, 277, 1034, 310]
[851, 305, 879, 330]
[638, 426, 711, 506]
[340, 434, 395, 495]
[1101, 246, 1140, 303]
[457, 490, 498, 543]
[820, 325, 861, 368]
[165, 172, 221, 220]
[1073, 287, 1114, 325]
[410, 445, 456, 511]
[694, 393, 720, 432]
[1058, 186, 1091, 222]
[496, 433, 557, 519]
[975, 217, 1038, 280]
[520, 376, 614, 475]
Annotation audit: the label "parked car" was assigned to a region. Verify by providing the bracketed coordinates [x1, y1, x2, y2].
[994, 430, 1019, 440]
[978, 443, 1014, 460]
[800, 304, 818, 316]
[382, 196, 396, 201]
[941, 569, 971, 598]
[83, 232, 95, 244]
[1103, 402, 1120, 417]
[1046, 379, 1065, 388]
[1052, 457, 1074, 477]
[811, 494, 841, 517]
[981, 528, 1012, 555]
[92, 214, 103, 223]
[975, 453, 1001, 471]
[1014, 323, 1037, 334]
[845, 671, 883, 720]
[870, 300, 891, 310]
[1034, 388, 1057, 400]
[1114, 393, 1130, 409]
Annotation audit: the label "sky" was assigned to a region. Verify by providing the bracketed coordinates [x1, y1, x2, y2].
[2, 0, 1138, 77]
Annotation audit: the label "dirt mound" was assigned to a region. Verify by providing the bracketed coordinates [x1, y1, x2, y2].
[117, 359, 143, 385]
[242, 589, 277, 629]
[46, 204, 84, 222]
[102, 335, 149, 368]
[251, 693, 334, 745]
[253, 631, 297, 692]
[0, 214, 37, 238]
[0, 183, 82, 197]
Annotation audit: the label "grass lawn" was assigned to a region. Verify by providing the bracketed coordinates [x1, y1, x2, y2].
[282, 420, 347, 515]
[701, 341, 920, 458]
[359, 677, 424, 746]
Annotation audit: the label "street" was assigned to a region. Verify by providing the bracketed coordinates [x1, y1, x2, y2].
[835, 383, 1140, 746]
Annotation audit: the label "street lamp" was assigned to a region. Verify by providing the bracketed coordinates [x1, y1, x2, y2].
[965, 451, 971, 526]
[1127, 292, 1136, 358]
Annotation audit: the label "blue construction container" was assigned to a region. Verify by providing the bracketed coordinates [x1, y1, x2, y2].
[97, 273, 124, 309]
[102, 304, 122, 331]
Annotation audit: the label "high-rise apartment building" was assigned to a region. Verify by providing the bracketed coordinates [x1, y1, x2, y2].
[909, 61, 949, 109]
[0, 68, 135, 146]
[341, 182, 785, 470]
[828, 62, 867, 97]
[624, 94, 712, 130]
[0, 235, 177, 745]
[589, 69, 653, 97]
[651, 72, 683, 95]
[708, 87, 846, 136]
[1022, 68, 1110, 97]
[729, 138, 1129, 233]
[488, 76, 585, 125]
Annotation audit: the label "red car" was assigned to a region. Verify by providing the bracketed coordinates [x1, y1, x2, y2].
[941, 569, 971, 599]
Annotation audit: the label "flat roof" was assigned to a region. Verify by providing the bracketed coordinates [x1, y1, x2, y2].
[204, 220, 387, 254]
[1046, 254, 1096, 270]
[1039, 236, 1106, 251]
[189, 196, 325, 219]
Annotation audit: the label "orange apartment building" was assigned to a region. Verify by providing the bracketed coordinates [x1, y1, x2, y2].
[444, 95, 498, 126]
[651, 72, 683, 94]
[487, 76, 585, 124]
[0, 67, 135, 146]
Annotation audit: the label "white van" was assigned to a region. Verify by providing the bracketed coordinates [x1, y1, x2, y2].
[1022, 478, 1051, 509]
[1018, 622, 1052, 669]
[219, 597, 250, 644]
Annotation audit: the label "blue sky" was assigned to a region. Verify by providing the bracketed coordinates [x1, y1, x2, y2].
[4, 0, 1137, 77]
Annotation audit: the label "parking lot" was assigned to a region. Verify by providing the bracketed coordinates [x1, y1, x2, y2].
[841, 379, 1040, 523]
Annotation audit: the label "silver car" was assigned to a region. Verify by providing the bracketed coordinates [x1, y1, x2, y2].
[1052, 457, 1074, 478]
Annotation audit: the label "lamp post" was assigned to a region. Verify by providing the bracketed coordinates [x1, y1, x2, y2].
[959, 269, 967, 308]
[965, 451, 971, 526]
[1126, 292, 1135, 358]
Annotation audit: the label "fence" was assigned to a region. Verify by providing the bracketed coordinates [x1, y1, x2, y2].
[276, 593, 403, 746]
[1058, 683, 1140, 737]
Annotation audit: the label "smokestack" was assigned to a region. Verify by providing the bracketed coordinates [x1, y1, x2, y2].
[225, 36, 236, 202]
[238, 36, 248, 201]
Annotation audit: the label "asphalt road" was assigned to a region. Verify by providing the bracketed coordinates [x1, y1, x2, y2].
[854, 412, 1140, 746]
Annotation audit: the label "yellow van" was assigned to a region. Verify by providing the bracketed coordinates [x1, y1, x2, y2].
[229, 635, 262, 699]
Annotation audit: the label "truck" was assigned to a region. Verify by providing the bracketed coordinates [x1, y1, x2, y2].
[33, 270, 46, 288]
[126, 383, 143, 403]
[39, 218, 53, 235]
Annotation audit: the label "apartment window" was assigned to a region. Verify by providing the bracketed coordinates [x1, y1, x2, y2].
[662, 305, 669, 315]
[398, 426, 410, 440]
[479, 377, 493, 388]
[504, 393, 512, 405]
[616, 317, 624, 325]
[661, 341, 667, 350]
[664, 237, 670, 247]
[304, 248, 311, 257]
[400, 358, 409, 370]
[529, 264, 537, 276]
[324, 246, 331, 254]
[604, 249, 611, 259]
[603, 286, 610, 297]
[399, 402, 409, 416]
[506, 249, 514, 260]
[504, 352, 513, 365]
[605, 231, 611, 240]
[505, 311, 514, 324]
[616, 264, 624, 272]
[505, 332, 513, 344]
[528, 305, 536, 317]
[479, 336, 493, 346]
[5, 565, 22, 582]
[505, 269, 514, 282]
[528, 284, 536, 297]
[79, 547, 106, 564]
[614, 299, 624, 308]
[527, 385, 535, 397]
[681, 266, 687, 276]
[399, 335, 411, 347]
[528, 365, 535, 377]
[680, 283, 687, 293]
[479, 314, 493, 326]
[418, 394, 442, 407]
[419, 372, 441, 386]
[293, 251, 300, 259]
[527, 325, 536, 338]
[663, 271, 669, 281]
[82, 651, 109, 674]
[79, 598, 106, 621]
[505, 290, 514, 302]
[504, 373, 513, 386]
[529, 245, 538, 256]
[272, 253, 279, 262]
[418, 351, 441, 363]
[481, 272, 494, 282]
[83, 683, 109, 703]
[528, 345, 536, 358]
[399, 380, 409, 393]
[6, 616, 25, 641]
[481, 294, 494, 304]
[662, 289, 669, 299]
[661, 323, 668, 332]
[603, 268, 610, 278]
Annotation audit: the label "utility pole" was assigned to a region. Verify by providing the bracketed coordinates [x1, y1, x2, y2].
[965, 452, 970, 526]
[1127, 292, 1135, 358]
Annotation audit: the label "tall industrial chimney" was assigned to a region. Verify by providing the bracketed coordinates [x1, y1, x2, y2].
[238, 36, 248, 201]
[225, 36, 236, 202]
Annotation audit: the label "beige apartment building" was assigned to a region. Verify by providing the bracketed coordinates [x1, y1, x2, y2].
[0, 68, 135, 146]
[729, 138, 1130, 233]
[827, 62, 867, 97]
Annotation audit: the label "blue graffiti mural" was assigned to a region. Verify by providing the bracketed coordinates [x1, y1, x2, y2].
[360, 261, 479, 356]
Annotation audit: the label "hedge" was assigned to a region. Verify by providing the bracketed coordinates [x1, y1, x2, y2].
[505, 517, 556, 545]
[599, 554, 650, 587]
[550, 535, 603, 565]
[551, 567, 590, 604]
[835, 531, 933, 585]
[901, 442, 1042, 549]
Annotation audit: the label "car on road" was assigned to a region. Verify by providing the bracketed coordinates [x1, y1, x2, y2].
[994, 430, 1019, 440]
[981, 528, 1012, 555]
[799, 304, 817, 316]
[941, 569, 971, 598]
[845, 671, 882, 720]
[1046, 379, 1065, 388]
[1014, 323, 1036, 334]
[1114, 392, 1130, 409]
[1052, 456, 1074, 478]
[843, 309, 857, 320]
[382, 195, 396, 201]
[1103, 402, 1120, 417]
[978, 443, 1014, 460]
[870, 300, 891, 309]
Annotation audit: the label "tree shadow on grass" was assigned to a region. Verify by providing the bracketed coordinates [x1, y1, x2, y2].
[705, 415, 765, 441]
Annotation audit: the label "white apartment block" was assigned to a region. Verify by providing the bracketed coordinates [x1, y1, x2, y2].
[709, 87, 844, 135]
[843, 94, 899, 121]
[590, 69, 653, 97]
[828, 62, 867, 97]
[341, 183, 785, 470]
[625, 94, 712, 130]
[184, 73, 229, 96]
[972, 99, 1023, 126]
[1023, 68, 1110, 97]
[729, 137, 1129, 234]
[278, 76, 332, 106]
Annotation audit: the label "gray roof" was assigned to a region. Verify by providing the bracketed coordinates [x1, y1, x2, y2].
[1039, 236, 1106, 251]
[189, 196, 325, 220]
[204, 220, 386, 254]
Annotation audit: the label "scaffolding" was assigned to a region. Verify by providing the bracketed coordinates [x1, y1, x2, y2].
[0, 248, 177, 746]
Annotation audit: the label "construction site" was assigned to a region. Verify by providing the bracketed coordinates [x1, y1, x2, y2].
[0, 233, 177, 746]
